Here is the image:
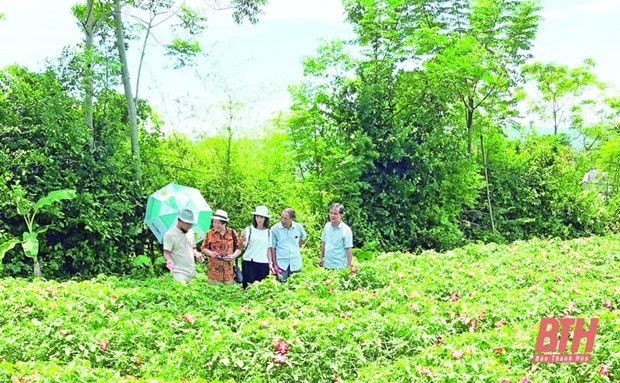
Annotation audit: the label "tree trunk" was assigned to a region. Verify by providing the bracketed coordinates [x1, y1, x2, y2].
[33, 261, 41, 278]
[134, 11, 154, 101]
[113, 0, 141, 182]
[466, 97, 474, 157]
[480, 133, 496, 232]
[84, 0, 95, 151]
[553, 100, 558, 135]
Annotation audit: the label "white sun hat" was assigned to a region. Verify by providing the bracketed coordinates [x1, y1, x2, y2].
[177, 208, 197, 224]
[251, 205, 270, 218]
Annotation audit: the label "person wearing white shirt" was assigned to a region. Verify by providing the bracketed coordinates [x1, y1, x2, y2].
[163, 208, 205, 284]
[240, 206, 274, 289]
[320, 203, 353, 269]
[271, 208, 307, 282]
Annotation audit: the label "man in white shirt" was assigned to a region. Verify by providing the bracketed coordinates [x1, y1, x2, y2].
[320, 203, 353, 269]
[163, 208, 204, 284]
[271, 208, 307, 282]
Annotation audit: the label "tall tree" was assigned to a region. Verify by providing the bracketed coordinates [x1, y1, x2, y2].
[83, 0, 96, 150]
[72, 0, 267, 182]
[415, 0, 541, 233]
[522, 58, 602, 135]
[114, 0, 142, 181]
[289, 4, 480, 250]
[414, 0, 542, 156]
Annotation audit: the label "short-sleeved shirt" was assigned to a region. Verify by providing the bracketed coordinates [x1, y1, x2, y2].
[321, 221, 353, 269]
[242, 226, 271, 264]
[163, 226, 197, 278]
[271, 221, 307, 271]
[202, 228, 239, 282]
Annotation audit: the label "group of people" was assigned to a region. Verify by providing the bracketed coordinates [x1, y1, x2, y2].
[162, 203, 353, 287]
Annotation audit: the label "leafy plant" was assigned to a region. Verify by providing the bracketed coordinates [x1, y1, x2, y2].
[1, 235, 619, 382]
[0, 188, 76, 277]
[352, 240, 380, 261]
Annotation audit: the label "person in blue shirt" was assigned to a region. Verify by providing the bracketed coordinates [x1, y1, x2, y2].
[320, 203, 353, 269]
[271, 208, 307, 282]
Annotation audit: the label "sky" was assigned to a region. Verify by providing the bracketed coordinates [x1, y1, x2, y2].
[1, 0, 619, 136]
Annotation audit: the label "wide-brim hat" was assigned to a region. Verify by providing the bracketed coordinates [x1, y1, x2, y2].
[210, 209, 229, 222]
[177, 208, 197, 224]
[251, 205, 270, 218]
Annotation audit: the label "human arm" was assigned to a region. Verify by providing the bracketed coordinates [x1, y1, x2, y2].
[319, 225, 326, 267]
[272, 247, 279, 272]
[193, 248, 205, 263]
[201, 234, 219, 258]
[299, 224, 307, 248]
[163, 249, 175, 270]
[229, 247, 242, 260]
[226, 229, 242, 260]
[240, 228, 248, 249]
[346, 247, 352, 268]
[344, 226, 353, 268]
[271, 228, 279, 272]
[268, 247, 275, 274]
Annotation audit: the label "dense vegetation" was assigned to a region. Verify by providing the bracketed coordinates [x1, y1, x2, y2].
[1, 235, 618, 382]
[1, 1, 618, 382]
[0, 0, 619, 279]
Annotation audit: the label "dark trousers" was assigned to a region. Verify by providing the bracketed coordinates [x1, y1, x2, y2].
[278, 265, 299, 282]
[242, 260, 270, 289]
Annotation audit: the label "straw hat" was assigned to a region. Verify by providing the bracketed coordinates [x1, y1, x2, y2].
[210, 209, 229, 222]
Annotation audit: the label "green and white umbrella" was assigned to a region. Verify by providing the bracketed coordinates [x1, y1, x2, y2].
[145, 183, 213, 244]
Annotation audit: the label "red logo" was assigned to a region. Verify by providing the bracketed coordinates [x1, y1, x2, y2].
[533, 317, 598, 363]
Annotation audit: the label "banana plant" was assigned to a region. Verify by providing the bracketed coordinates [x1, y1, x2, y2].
[0, 188, 76, 278]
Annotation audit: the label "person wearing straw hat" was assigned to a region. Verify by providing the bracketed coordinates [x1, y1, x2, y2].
[200, 209, 241, 285]
[163, 208, 205, 284]
[239, 206, 274, 288]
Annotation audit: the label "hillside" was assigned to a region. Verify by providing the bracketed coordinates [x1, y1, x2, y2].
[1, 235, 619, 383]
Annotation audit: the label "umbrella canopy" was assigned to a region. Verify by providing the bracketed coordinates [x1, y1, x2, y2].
[145, 183, 213, 244]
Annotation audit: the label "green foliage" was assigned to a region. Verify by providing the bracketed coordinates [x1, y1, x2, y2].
[1, 0, 619, 282]
[0, 239, 19, 271]
[1, 235, 619, 382]
[0, 186, 76, 277]
[352, 240, 379, 262]
[464, 134, 609, 242]
[0, 66, 154, 278]
[230, 0, 268, 24]
[165, 38, 201, 69]
[289, 31, 480, 252]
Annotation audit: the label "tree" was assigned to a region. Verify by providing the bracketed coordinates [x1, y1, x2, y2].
[341, 0, 541, 234]
[288, 8, 479, 250]
[522, 58, 602, 135]
[72, 0, 268, 182]
[571, 94, 618, 151]
[113, 0, 142, 181]
[394, 0, 542, 156]
[422, 0, 541, 232]
[84, 0, 96, 150]
[593, 96, 620, 195]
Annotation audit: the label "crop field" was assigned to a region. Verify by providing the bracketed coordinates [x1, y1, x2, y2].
[1, 235, 619, 383]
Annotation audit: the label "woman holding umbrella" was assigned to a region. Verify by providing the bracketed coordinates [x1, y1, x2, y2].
[201, 209, 241, 285]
